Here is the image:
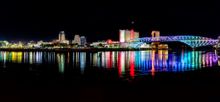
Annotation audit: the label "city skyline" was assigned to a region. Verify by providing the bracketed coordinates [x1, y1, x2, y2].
[0, 0, 220, 101]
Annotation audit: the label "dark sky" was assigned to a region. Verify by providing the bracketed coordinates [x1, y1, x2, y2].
[0, 0, 219, 42]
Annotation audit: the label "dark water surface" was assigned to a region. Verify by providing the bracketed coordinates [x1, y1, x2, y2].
[0, 49, 220, 101]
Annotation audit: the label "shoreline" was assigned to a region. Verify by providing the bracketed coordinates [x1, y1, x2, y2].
[0, 48, 170, 52]
[0, 47, 216, 52]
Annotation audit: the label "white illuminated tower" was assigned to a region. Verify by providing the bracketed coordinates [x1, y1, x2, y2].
[58, 34, 61, 41]
[57, 31, 69, 44]
[59, 31, 66, 41]
[119, 30, 125, 42]
[72, 35, 81, 45]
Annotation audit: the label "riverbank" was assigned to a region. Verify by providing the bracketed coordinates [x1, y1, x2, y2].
[0, 48, 170, 52]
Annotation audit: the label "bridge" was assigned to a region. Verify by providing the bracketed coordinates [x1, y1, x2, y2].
[130, 35, 218, 48]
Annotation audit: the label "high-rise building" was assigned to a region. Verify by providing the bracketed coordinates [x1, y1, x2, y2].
[130, 29, 135, 40]
[119, 29, 139, 43]
[80, 36, 87, 46]
[119, 30, 125, 42]
[125, 30, 130, 42]
[72, 35, 81, 45]
[57, 31, 69, 44]
[59, 31, 66, 41]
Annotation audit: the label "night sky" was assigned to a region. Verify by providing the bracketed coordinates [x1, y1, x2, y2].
[0, 0, 219, 42]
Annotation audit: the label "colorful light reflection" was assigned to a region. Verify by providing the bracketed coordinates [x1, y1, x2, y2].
[0, 50, 218, 78]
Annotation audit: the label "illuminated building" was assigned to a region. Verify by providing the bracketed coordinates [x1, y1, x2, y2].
[130, 29, 134, 40]
[119, 29, 140, 43]
[125, 30, 131, 42]
[90, 41, 106, 48]
[90, 40, 119, 48]
[72, 35, 81, 45]
[106, 39, 119, 48]
[80, 36, 87, 46]
[59, 31, 66, 41]
[119, 30, 125, 42]
[57, 31, 69, 44]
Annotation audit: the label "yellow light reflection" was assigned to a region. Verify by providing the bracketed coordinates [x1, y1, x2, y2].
[93, 53, 97, 67]
[11, 52, 22, 63]
[29, 52, 33, 64]
[158, 50, 163, 60]
[151, 50, 155, 76]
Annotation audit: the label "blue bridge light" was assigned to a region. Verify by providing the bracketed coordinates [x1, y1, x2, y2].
[131, 35, 218, 48]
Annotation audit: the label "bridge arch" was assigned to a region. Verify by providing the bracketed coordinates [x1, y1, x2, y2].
[132, 35, 218, 48]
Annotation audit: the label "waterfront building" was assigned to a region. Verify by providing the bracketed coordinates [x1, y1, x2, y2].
[80, 36, 87, 46]
[119, 29, 140, 43]
[90, 41, 106, 48]
[59, 31, 65, 41]
[57, 31, 69, 44]
[119, 30, 126, 42]
[106, 39, 119, 48]
[72, 35, 81, 45]
[125, 30, 131, 42]
[90, 40, 119, 48]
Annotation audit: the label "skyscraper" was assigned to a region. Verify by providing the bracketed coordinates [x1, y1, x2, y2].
[59, 31, 66, 41]
[119, 30, 125, 42]
[72, 35, 81, 45]
[119, 29, 140, 43]
[130, 29, 134, 40]
[80, 36, 87, 46]
[57, 31, 69, 44]
[125, 30, 130, 42]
